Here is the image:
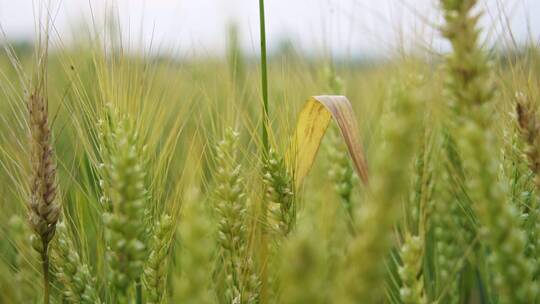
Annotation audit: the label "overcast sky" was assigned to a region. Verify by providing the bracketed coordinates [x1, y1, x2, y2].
[0, 0, 539, 57]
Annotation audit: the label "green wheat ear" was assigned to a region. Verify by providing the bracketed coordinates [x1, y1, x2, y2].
[431, 131, 470, 303]
[263, 148, 295, 236]
[327, 129, 355, 214]
[213, 127, 260, 304]
[176, 197, 216, 304]
[143, 213, 174, 304]
[398, 129, 431, 304]
[100, 112, 148, 302]
[440, 0, 537, 302]
[324, 66, 356, 226]
[53, 222, 101, 304]
[398, 235, 426, 304]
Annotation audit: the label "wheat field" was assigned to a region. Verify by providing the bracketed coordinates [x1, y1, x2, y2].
[1, 0, 540, 303]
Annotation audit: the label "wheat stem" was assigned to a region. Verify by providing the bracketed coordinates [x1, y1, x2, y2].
[259, 0, 269, 155]
[258, 3, 271, 300]
[41, 249, 50, 304]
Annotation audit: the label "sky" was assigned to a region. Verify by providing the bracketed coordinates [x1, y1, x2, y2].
[0, 0, 539, 58]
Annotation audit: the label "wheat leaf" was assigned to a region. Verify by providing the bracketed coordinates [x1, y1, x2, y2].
[288, 95, 368, 190]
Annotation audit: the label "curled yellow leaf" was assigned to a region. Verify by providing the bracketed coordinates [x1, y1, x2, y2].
[288, 95, 368, 190]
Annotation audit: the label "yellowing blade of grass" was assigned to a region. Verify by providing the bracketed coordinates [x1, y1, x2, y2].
[288, 95, 369, 190]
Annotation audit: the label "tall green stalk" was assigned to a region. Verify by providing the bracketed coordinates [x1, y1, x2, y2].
[259, 0, 269, 154]
[258, 1, 270, 302]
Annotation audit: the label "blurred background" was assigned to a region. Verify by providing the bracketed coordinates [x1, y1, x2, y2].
[1, 0, 539, 59]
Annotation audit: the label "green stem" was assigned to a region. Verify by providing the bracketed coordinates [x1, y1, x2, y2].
[259, 0, 270, 304]
[259, 0, 269, 155]
[136, 278, 143, 304]
[259, 2, 270, 302]
[41, 245, 50, 304]
[344, 200, 356, 236]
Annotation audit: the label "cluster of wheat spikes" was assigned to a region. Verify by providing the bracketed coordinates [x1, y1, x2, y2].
[2, 0, 540, 303]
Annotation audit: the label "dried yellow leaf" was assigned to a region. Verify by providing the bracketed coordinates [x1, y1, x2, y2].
[288, 95, 368, 190]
